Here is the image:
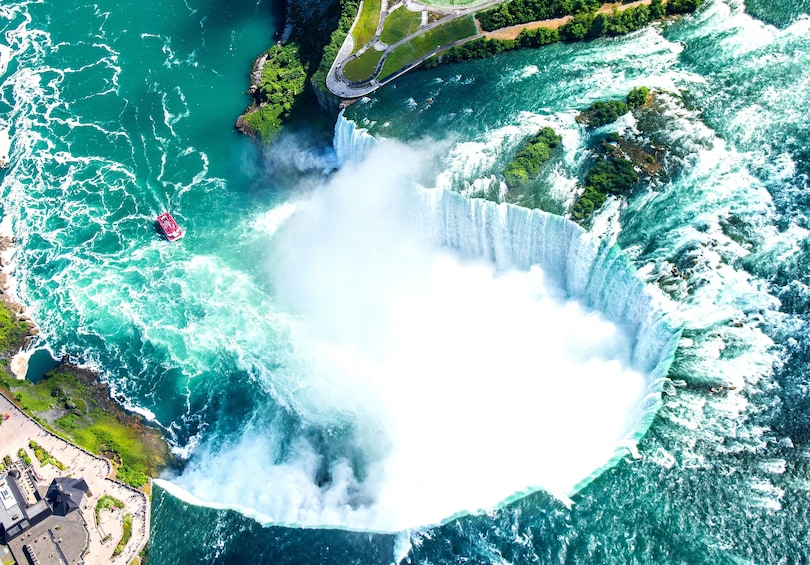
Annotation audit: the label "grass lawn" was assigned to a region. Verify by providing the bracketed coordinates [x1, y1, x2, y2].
[351, 0, 383, 52]
[0, 369, 169, 487]
[342, 48, 385, 82]
[380, 6, 423, 45]
[379, 15, 478, 79]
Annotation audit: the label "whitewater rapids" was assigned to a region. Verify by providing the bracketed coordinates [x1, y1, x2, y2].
[159, 136, 680, 532]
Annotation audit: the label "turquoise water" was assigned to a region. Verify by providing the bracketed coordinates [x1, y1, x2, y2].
[1, 0, 810, 562]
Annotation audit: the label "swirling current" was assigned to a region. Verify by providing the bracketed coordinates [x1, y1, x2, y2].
[0, 0, 809, 563]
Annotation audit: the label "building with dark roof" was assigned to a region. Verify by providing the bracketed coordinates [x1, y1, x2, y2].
[0, 470, 51, 543]
[46, 477, 90, 517]
[0, 467, 90, 565]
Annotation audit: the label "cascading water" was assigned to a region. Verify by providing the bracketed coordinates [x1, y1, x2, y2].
[158, 117, 681, 532]
[2, 0, 809, 561]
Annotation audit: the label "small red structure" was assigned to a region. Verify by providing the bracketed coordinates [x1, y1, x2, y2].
[156, 211, 184, 242]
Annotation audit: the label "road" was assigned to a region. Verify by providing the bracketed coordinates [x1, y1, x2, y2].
[325, 0, 658, 99]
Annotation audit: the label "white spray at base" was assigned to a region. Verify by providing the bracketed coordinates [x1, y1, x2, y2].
[157, 116, 680, 533]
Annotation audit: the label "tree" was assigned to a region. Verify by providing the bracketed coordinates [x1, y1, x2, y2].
[627, 86, 650, 107]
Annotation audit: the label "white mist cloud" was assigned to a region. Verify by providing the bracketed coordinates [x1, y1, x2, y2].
[167, 140, 652, 531]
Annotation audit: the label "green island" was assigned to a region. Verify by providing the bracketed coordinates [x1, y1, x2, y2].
[503, 127, 563, 189]
[491, 87, 667, 222]
[572, 155, 640, 220]
[237, 44, 310, 141]
[239, 0, 702, 140]
[571, 87, 665, 222]
[577, 86, 650, 127]
[236, 0, 361, 140]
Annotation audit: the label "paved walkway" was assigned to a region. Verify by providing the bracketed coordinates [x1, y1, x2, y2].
[326, 0, 501, 98]
[0, 392, 150, 565]
[325, 0, 656, 98]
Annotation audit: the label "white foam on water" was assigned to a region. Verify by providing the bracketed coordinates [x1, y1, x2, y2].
[167, 139, 678, 532]
[433, 110, 584, 206]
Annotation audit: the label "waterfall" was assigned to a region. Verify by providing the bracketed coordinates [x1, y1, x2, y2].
[336, 111, 681, 464]
[333, 110, 378, 166]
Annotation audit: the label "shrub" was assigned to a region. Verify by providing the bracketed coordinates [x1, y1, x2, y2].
[245, 44, 309, 140]
[116, 465, 148, 488]
[503, 127, 562, 188]
[0, 302, 28, 353]
[667, 0, 702, 15]
[311, 0, 361, 91]
[571, 157, 639, 221]
[478, 0, 601, 32]
[112, 514, 132, 557]
[585, 157, 639, 195]
[95, 495, 125, 525]
[627, 86, 650, 107]
[582, 100, 630, 127]
[560, 12, 595, 41]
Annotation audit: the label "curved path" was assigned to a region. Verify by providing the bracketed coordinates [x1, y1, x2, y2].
[326, 0, 498, 98]
[326, 0, 657, 98]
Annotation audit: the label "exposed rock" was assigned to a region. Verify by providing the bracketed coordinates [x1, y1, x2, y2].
[234, 113, 259, 138]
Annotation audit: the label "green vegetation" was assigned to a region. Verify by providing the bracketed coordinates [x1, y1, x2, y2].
[667, 0, 702, 14]
[112, 513, 132, 557]
[116, 465, 148, 489]
[427, 0, 691, 69]
[17, 448, 31, 466]
[312, 0, 361, 92]
[579, 99, 630, 127]
[95, 494, 125, 525]
[478, 0, 601, 32]
[28, 440, 66, 470]
[572, 156, 639, 220]
[242, 0, 361, 140]
[503, 127, 562, 188]
[427, 26, 559, 67]
[380, 6, 423, 45]
[352, 0, 383, 51]
[627, 85, 650, 107]
[0, 368, 170, 488]
[0, 302, 28, 355]
[342, 48, 384, 82]
[560, 0, 673, 41]
[379, 15, 478, 80]
[478, 0, 681, 39]
[240, 44, 309, 141]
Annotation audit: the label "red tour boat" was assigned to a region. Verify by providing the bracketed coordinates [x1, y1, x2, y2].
[156, 211, 184, 241]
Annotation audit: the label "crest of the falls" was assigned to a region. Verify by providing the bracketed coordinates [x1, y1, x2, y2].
[161, 123, 682, 532]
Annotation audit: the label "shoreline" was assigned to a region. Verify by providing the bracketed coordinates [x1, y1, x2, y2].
[483, 0, 656, 40]
[0, 391, 150, 564]
[0, 216, 171, 563]
[0, 216, 41, 379]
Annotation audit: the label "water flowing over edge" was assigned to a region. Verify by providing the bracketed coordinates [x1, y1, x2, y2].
[333, 111, 683, 502]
